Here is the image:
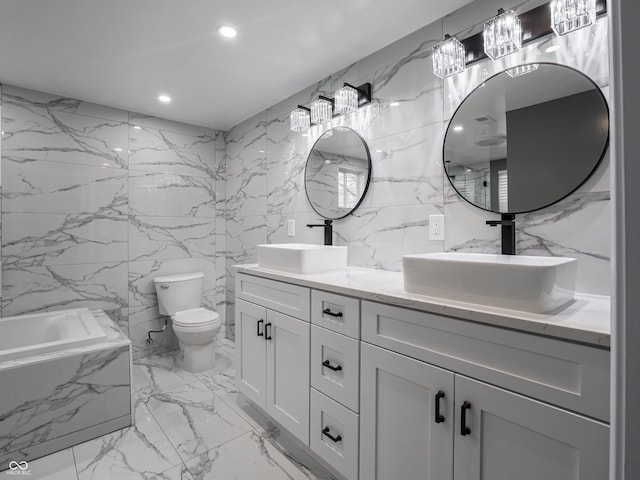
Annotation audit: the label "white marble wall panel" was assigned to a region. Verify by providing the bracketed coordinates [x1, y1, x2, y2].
[2, 213, 127, 267]
[129, 171, 216, 218]
[2, 88, 128, 169]
[225, 113, 267, 218]
[3, 85, 128, 123]
[225, 215, 268, 294]
[334, 203, 444, 271]
[129, 112, 214, 138]
[2, 262, 128, 316]
[2, 157, 128, 214]
[361, 122, 444, 209]
[129, 125, 216, 178]
[129, 216, 214, 262]
[0, 345, 130, 464]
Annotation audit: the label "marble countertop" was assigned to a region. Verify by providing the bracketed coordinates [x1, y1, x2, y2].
[235, 264, 611, 348]
[0, 309, 131, 370]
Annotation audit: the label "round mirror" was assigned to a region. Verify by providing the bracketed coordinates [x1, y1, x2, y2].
[305, 127, 372, 219]
[444, 63, 609, 214]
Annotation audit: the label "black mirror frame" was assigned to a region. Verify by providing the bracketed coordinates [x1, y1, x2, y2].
[304, 127, 373, 220]
[443, 62, 610, 215]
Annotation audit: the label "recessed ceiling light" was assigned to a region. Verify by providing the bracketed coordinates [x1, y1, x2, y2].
[453, 125, 464, 132]
[546, 45, 561, 53]
[158, 95, 172, 103]
[389, 101, 400, 107]
[217, 25, 237, 39]
[133, 125, 142, 130]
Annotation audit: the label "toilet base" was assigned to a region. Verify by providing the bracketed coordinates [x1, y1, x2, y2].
[178, 342, 216, 373]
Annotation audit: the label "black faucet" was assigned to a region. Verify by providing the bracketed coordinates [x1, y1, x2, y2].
[486, 213, 516, 255]
[306, 219, 333, 246]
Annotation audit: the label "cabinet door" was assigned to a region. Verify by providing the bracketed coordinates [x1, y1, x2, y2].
[360, 343, 454, 480]
[454, 375, 609, 480]
[266, 309, 310, 445]
[236, 299, 267, 409]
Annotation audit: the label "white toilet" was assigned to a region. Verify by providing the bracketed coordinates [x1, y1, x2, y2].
[153, 272, 221, 373]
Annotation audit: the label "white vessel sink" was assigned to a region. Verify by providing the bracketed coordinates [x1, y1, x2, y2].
[402, 252, 577, 314]
[257, 243, 348, 274]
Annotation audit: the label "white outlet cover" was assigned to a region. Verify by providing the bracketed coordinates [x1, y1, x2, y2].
[429, 214, 445, 241]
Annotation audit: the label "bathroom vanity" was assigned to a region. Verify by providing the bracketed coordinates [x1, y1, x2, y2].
[234, 264, 609, 480]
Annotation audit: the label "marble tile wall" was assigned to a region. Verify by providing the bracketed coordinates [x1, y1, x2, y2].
[0, 86, 224, 358]
[224, 0, 612, 339]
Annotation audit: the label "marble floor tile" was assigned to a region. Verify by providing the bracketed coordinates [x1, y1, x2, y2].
[145, 381, 253, 462]
[73, 397, 182, 480]
[132, 354, 199, 398]
[150, 464, 194, 480]
[0, 448, 78, 480]
[184, 428, 335, 480]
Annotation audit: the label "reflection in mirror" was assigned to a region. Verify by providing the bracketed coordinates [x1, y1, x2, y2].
[305, 127, 371, 219]
[444, 63, 609, 214]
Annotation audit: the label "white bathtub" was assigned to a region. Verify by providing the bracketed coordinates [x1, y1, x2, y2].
[0, 308, 107, 362]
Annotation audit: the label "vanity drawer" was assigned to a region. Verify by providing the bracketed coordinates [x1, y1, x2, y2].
[236, 274, 310, 321]
[361, 301, 610, 422]
[311, 290, 360, 339]
[311, 325, 360, 412]
[310, 388, 359, 480]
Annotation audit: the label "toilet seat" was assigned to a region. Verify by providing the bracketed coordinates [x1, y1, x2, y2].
[172, 307, 220, 328]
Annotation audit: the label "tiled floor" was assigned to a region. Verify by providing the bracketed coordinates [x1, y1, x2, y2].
[10, 338, 337, 480]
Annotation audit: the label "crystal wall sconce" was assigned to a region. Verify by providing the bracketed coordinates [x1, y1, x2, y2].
[290, 83, 372, 133]
[432, 34, 466, 79]
[551, 0, 596, 36]
[310, 97, 333, 124]
[290, 106, 311, 133]
[484, 9, 522, 60]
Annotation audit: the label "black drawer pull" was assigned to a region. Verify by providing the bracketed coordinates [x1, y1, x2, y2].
[435, 390, 445, 424]
[461, 401, 471, 436]
[265, 322, 272, 340]
[257, 319, 264, 337]
[322, 427, 342, 443]
[322, 308, 343, 318]
[322, 360, 343, 372]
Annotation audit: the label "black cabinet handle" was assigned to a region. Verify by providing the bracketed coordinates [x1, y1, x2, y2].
[435, 390, 445, 424]
[322, 360, 343, 372]
[460, 401, 471, 436]
[322, 308, 343, 318]
[265, 322, 272, 340]
[257, 319, 264, 337]
[322, 427, 342, 443]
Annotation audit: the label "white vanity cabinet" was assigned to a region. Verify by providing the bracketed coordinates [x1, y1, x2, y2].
[235, 270, 610, 480]
[236, 277, 311, 445]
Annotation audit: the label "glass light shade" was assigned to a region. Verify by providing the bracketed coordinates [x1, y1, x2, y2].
[334, 85, 359, 114]
[310, 97, 333, 124]
[290, 107, 310, 133]
[433, 35, 466, 79]
[506, 63, 539, 78]
[551, 0, 596, 36]
[484, 10, 522, 60]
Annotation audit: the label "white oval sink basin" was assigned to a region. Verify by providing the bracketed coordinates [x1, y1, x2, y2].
[257, 243, 348, 274]
[402, 252, 577, 314]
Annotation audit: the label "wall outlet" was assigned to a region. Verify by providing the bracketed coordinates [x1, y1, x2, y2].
[287, 219, 296, 237]
[429, 215, 445, 241]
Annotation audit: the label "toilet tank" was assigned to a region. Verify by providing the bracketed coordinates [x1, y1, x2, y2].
[154, 272, 204, 316]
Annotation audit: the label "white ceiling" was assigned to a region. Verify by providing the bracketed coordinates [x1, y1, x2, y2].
[0, 0, 473, 131]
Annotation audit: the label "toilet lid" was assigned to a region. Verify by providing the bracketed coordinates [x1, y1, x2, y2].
[173, 308, 220, 327]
